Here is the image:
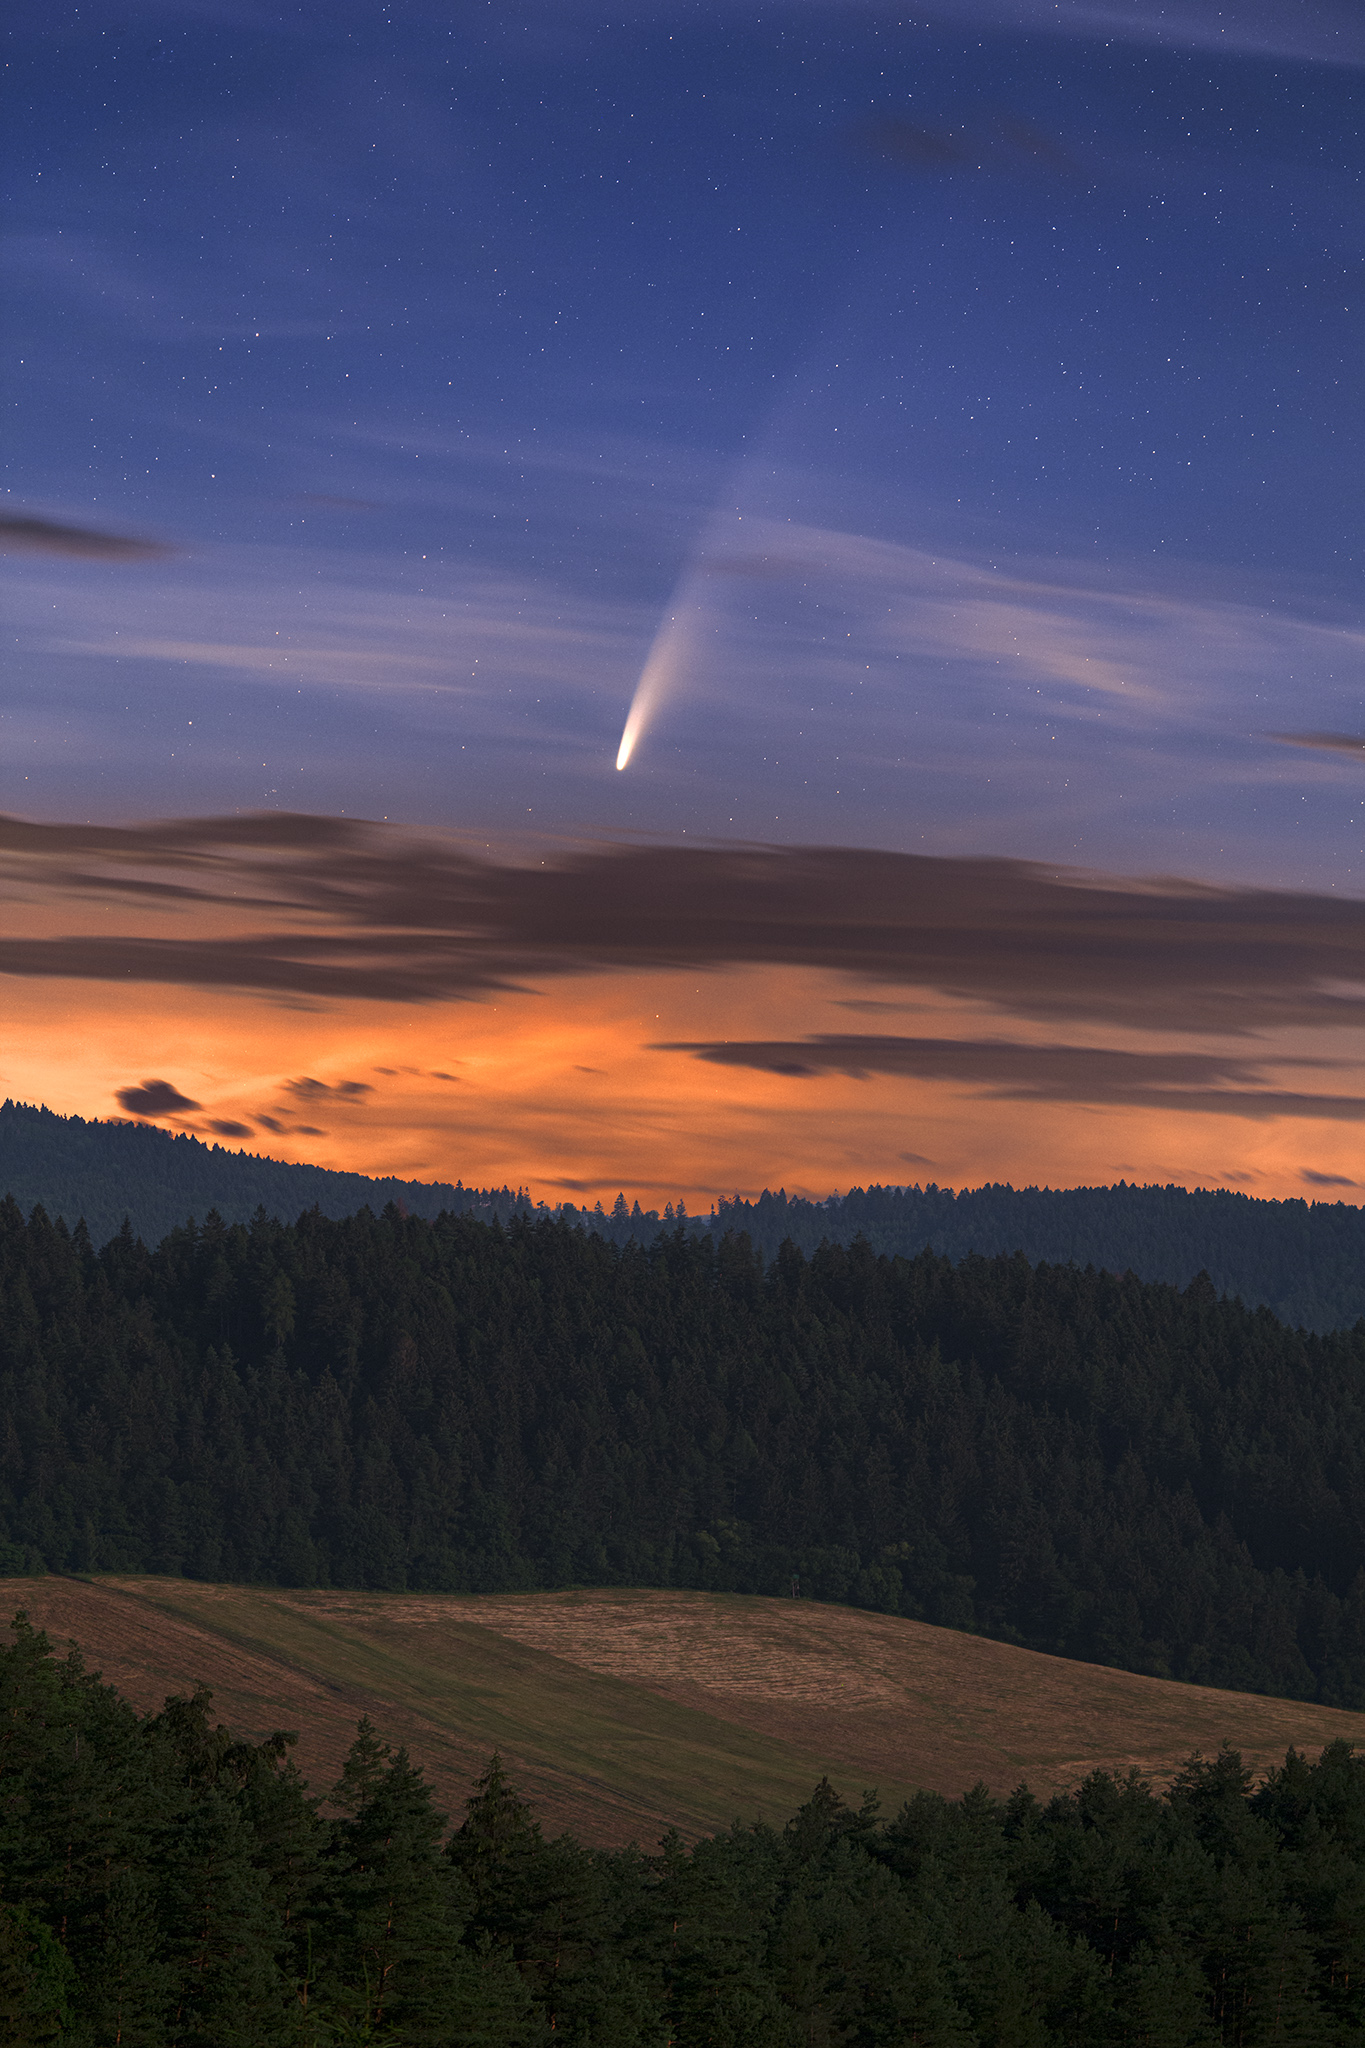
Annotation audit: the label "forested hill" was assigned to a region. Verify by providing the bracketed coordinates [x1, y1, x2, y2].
[0, 1098, 533, 1248]
[711, 1182, 1365, 1332]
[6, 1622, 1365, 2047]
[6, 1195, 1365, 1710]
[8, 1096, 1365, 1328]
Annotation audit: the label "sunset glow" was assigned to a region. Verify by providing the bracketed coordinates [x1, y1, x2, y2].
[5, 2, 1364, 1211]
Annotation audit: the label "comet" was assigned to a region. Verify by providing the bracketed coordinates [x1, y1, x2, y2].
[615, 603, 692, 770]
[614, 507, 744, 770]
[613, 498, 804, 770]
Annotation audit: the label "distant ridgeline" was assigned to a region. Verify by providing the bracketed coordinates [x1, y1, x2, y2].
[6, 1097, 1365, 1329]
[0, 1098, 530, 1248]
[6, 1196, 1365, 1709]
[708, 1183, 1365, 1334]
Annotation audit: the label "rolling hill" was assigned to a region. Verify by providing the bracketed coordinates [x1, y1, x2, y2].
[11, 1578, 1365, 1847]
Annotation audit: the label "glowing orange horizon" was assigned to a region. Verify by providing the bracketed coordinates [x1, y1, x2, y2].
[5, 815, 1365, 1211]
[3, 963, 1360, 1212]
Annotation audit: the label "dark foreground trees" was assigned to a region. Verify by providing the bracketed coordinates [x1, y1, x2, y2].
[4, 1615, 1365, 2045]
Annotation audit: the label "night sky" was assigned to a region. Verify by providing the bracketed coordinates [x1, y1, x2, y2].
[4, 1, 1365, 1206]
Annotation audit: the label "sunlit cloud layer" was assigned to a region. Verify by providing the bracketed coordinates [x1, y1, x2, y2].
[665, 1033, 1365, 1122]
[5, 813, 1365, 1205]
[10, 812, 1365, 1039]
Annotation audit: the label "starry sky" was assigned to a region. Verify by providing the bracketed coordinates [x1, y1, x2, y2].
[4, 0, 1365, 1206]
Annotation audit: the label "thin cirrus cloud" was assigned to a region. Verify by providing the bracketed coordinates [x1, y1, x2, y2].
[853, 113, 1080, 178]
[1271, 732, 1365, 759]
[0, 511, 173, 562]
[393, 1, 1365, 72]
[909, 0, 1365, 67]
[13, 494, 1365, 881]
[705, 523, 1365, 721]
[609, 515, 1365, 778]
[26, 542, 650, 702]
[9, 812, 1365, 1061]
[23, 511, 1360, 728]
[656, 1034, 1365, 1122]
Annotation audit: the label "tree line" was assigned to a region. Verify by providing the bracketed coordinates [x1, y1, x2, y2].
[0, 1099, 527, 1255]
[9, 1096, 1365, 1328]
[4, 1194, 1365, 1704]
[2, 1614, 1362, 2045]
[708, 1183, 1365, 1333]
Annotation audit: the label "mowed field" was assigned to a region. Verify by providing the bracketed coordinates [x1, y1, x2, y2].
[8, 1577, 1365, 1847]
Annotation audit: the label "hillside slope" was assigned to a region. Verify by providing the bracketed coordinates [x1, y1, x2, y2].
[13, 1579, 1365, 1847]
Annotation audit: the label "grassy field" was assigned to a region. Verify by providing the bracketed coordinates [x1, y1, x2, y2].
[7, 1577, 1365, 1846]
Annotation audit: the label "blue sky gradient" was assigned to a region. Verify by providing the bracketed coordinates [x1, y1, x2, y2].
[5, 2, 1365, 1202]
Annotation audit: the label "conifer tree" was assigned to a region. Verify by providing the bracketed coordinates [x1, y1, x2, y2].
[321, 1735, 466, 2041]
[0, 1902, 75, 2045]
[234, 1734, 329, 2022]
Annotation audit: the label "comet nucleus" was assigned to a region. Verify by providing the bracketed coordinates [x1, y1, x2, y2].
[614, 607, 689, 770]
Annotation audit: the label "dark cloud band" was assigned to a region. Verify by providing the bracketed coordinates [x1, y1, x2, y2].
[656, 1034, 1365, 1121]
[0, 513, 173, 562]
[5, 813, 1365, 1048]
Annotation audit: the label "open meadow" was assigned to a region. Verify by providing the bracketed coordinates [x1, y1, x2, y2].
[8, 1576, 1365, 1846]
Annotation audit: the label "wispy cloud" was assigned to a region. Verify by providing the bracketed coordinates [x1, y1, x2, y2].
[39, 0, 1362, 68]
[685, 520, 1365, 728]
[658, 1032, 1365, 1121]
[893, 0, 1365, 69]
[1271, 731, 1365, 760]
[25, 518, 1361, 737]
[0, 229, 353, 346]
[57, 636, 473, 689]
[13, 543, 652, 718]
[7, 814, 1365, 1050]
[1, 512, 173, 562]
[9, 509, 1365, 871]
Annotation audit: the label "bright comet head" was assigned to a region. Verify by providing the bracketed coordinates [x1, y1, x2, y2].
[614, 607, 688, 772]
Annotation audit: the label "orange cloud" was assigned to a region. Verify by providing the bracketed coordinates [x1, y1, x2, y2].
[4, 813, 1365, 1208]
